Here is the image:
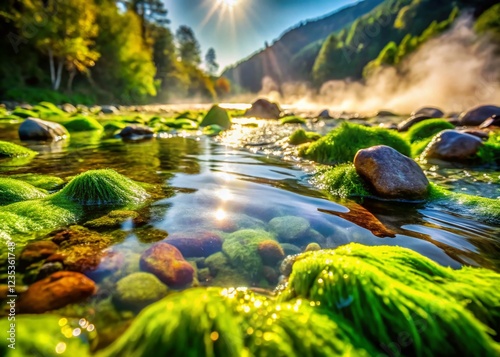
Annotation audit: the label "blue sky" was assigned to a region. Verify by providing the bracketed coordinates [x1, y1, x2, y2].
[164, 0, 359, 71]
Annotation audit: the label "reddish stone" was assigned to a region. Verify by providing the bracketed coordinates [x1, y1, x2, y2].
[20, 241, 59, 267]
[140, 243, 194, 288]
[17, 271, 96, 313]
[164, 232, 223, 258]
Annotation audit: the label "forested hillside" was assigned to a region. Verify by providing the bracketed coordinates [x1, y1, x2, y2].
[221, 0, 385, 92]
[224, 0, 499, 92]
[0, 0, 227, 104]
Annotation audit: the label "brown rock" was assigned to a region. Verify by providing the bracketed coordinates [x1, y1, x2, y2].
[479, 115, 500, 129]
[244, 99, 281, 119]
[423, 130, 483, 161]
[164, 231, 223, 258]
[397, 115, 433, 132]
[354, 145, 429, 200]
[20, 240, 59, 267]
[459, 105, 500, 126]
[257, 240, 285, 266]
[17, 271, 96, 313]
[140, 243, 194, 287]
[118, 125, 154, 140]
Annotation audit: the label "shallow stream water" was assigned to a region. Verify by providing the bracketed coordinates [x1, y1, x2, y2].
[1, 110, 499, 349]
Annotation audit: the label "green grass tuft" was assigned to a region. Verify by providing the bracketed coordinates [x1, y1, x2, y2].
[312, 164, 370, 198]
[289, 129, 321, 145]
[477, 131, 500, 165]
[280, 116, 306, 125]
[0, 140, 37, 158]
[56, 169, 149, 205]
[0, 177, 47, 205]
[304, 122, 411, 164]
[63, 116, 104, 132]
[280, 243, 500, 356]
[406, 119, 454, 143]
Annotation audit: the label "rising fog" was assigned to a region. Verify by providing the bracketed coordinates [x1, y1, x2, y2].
[255, 16, 500, 115]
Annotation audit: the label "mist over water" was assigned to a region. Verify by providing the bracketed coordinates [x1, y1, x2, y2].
[253, 16, 500, 115]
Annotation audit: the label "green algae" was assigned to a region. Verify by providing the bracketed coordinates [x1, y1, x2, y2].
[200, 105, 232, 130]
[406, 119, 454, 143]
[280, 116, 306, 125]
[477, 131, 500, 165]
[222, 229, 276, 280]
[0, 315, 91, 357]
[0, 177, 47, 205]
[289, 129, 321, 145]
[280, 243, 500, 356]
[0, 140, 37, 158]
[100, 288, 246, 357]
[63, 116, 104, 132]
[11, 108, 38, 119]
[428, 183, 500, 224]
[312, 164, 370, 198]
[205, 252, 251, 287]
[113, 272, 168, 310]
[304, 122, 411, 164]
[56, 169, 149, 206]
[6, 173, 65, 191]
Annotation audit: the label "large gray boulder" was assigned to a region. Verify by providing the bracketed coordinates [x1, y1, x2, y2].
[423, 130, 483, 161]
[244, 99, 281, 119]
[18, 117, 69, 142]
[459, 105, 500, 126]
[354, 145, 429, 200]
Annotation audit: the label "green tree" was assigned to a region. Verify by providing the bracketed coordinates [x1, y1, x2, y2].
[92, 0, 156, 102]
[205, 48, 219, 76]
[7, 0, 99, 91]
[312, 34, 340, 84]
[176, 26, 201, 66]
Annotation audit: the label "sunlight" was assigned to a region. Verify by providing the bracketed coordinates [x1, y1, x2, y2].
[218, 0, 238, 8]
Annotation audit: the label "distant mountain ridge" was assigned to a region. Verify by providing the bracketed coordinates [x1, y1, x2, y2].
[222, 0, 385, 92]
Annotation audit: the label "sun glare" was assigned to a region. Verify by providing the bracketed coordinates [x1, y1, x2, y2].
[218, 0, 238, 8]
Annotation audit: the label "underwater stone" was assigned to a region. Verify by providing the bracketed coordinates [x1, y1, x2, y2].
[269, 216, 310, 242]
[140, 242, 194, 288]
[222, 229, 276, 280]
[83, 210, 144, 230]
[279, 243, 302, 256]
[0, 140, 37, 158]
[305, 242, 321, 252]
[423, 130, 483, 161]
[17, 271, 96, 313]
[199, 105, 232, 130]
[0, 177, 47, 205]
[57, 169, 149, 206]
[113, 272, 168, 310]
[257, 240, 285, 266]
[18, 117, 69, 141]
[165, 231, 223, 258]
[354, 145, 429, 200]
[118, 125, 155, 140]
[19, 240, 59, 268]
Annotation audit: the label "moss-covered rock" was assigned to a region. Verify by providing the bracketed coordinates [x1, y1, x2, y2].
[280, 115, 306, 125]
[113, 272, 168, 310]
[199, 105, 232, 130]
[0, 315, 91, 357]
[205, 251, 251, 287]
[63, 115, 103, 132]
[0, 140, 37, 158]
[280, 243, 500, 356]
[83, 210, 142, 230]
[313, 164, 371, 198]
[6, 173, 64, 190]
[304, 122, 411, 164]
[56, 169, 149, 206]
[0, 177, 47, 205]
[257, 240, 285, 266]
[428, 183, 500, 224]
[289, 129, 321, 145]
[406, 118, 454, 143]
[222, 229, 276, 280]
[269, 216, 310, 242]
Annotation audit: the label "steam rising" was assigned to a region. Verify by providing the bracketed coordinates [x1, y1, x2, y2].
[256, 16, 500, 115]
